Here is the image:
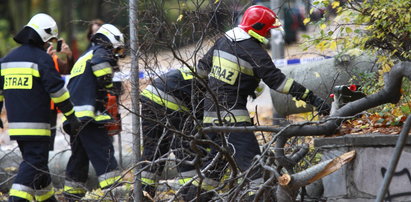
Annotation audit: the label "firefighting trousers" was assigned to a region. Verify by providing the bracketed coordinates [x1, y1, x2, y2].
[140, 98, 196, 183]
[9, 140, 56, 202]
[65, 122, 119, 187]
[202, 122, 262, 181]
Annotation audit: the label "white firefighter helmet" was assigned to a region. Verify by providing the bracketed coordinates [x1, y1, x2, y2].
[95, 24, 124, 48]
[26, 13, 58, 42]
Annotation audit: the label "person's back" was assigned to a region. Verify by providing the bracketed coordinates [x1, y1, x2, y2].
[1, 44, 63, 132]
[0, 13, 80, 202]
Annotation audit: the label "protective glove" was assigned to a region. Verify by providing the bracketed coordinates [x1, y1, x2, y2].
[66, 113, 82, 135]
[308, 95, 331, 116]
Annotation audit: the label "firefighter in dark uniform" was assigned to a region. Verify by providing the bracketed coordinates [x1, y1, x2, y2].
[0, 13, 81, 202]
[62, 24, 124, 200]
[140, 67, 203, 199]
[184, 5, 331, 200]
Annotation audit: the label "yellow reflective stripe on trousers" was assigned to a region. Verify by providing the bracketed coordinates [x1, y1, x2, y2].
[192, 178, 219, 191]
[9, 129, 51, 136]
[35, 187, 55, 201]
[178, 177, 193, 185]
[9, 189, 34, 201]
[141, 89, 189, 112]
[100, 176, 121, 188]
[51, 91, 70, 104]
[203, 110, 251, 123]
[64, 185, 86, 194]
[142, 177, 156, 186]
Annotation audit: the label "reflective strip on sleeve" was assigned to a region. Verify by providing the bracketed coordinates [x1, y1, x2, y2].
[98, 170, 121, 188]
[301, 89, 311, 100]
[50, 87, 70, 103]
[203, 109, 251, 124]
[9, 184, 35, 201]
[8, 122, 51, 136]
[141, 86, 189, 112]
[0, 95, 3, 102]
[192, 178, 220, 191]
[73, 105, 95, 118]
[276, 78, 294, 94]
[92, 62, 113, 77]
[1, 62, 40, 77]
[64, 108, 75, 116]
[34, 183, 55, 201]
[95, 114, 112, 121]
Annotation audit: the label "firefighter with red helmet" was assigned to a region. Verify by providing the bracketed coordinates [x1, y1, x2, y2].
[184, 5, 331, 200]
[62, 24, 124, 200]
[0, 13, 81, 201]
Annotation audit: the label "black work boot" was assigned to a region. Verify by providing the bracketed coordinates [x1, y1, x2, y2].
[142, 184, 156, 201]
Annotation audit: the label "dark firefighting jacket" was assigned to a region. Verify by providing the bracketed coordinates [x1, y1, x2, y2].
[0, 44, 75, 141]
[66, 44, 116, 123]
[141, 68, 195, 113]
[197, 27, 312, 124]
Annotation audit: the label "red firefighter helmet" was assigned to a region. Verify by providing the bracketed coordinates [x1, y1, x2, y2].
[239, 5, 281, 37]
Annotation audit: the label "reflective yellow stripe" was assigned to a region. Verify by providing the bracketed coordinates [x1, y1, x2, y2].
[277, 78, 294, 94]
[9, 129, 51, 136]
[141, 89, 189, 112]
[203, 115, 251, 123]
[178, 177, 192, 185]
[51, 91, 70, 104]
[178, 68, 194, 80]
[0, 95, 4, 101]
[1, 68, 40, 77]
[9, 189, 34, 201]
[211, 56, 254, 76]
[301, 89, 311, 100]
[93, 67, 113, 77]
[75, 110, 95, 118]
[95, 114, 112, 121]
[35, 187, 54, 201]
[105, 83, 113, 88]
[64, 108, 75, 116]
[141, 177, 156, 186]
[99, 176, 121, 188]
[71, 51, 93, 77]
[63, 185, 86, 194]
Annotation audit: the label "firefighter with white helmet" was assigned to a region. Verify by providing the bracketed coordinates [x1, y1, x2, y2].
[0, 13, 81, 201]
[183, 5, 331, 200]
[62, 24, 124, 200]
